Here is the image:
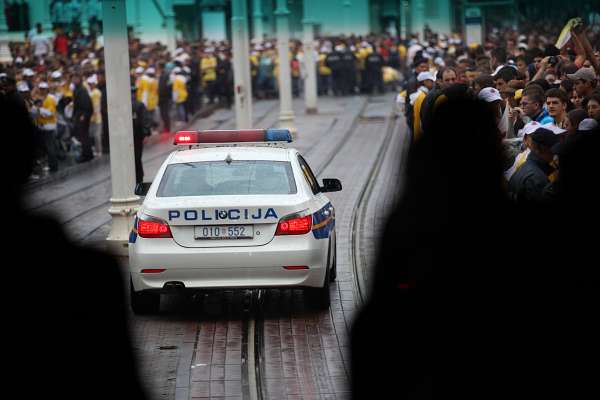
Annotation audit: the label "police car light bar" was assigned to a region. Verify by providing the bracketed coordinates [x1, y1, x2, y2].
[174, 129, 292, 146]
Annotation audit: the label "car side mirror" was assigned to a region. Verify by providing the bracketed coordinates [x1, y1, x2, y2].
[320, 178, 342, 192]
[134, 182, 152, 196]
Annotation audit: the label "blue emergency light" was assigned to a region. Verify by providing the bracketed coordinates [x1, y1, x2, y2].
[174, 129, 293, 145]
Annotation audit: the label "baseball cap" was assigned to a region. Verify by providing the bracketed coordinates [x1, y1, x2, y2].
[145, 67, 156, 75]
[86, 74, 97, 85]
[530, 127, 560, 148]
[417, 71, 435, 82]
[23, 68, 35, 77]
[540, 123, 567, 135]
[578, 118, 599, 131]
[566, 67, 596, 82]
[477, 87, 502, 103]
[514, 89, 523, 100]
[17, 81, 30, 92]
[50, 70, 62, 79]
[38, 81, 49, 89]
[517, 121, 542, 137]
[135, 66, 145, 74]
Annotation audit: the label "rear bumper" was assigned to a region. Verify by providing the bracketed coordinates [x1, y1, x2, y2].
[129, 234, 329, 291]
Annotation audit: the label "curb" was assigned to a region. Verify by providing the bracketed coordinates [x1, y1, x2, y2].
[24, 103, 221, 191]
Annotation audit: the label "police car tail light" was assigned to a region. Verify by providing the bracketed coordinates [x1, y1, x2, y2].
[174, 129, 292, 145]
[275, 214, 312, 235]
[138, 217, 172, 238]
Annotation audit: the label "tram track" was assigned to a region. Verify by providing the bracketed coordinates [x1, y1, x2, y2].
[244, 95, 400, 400]
[349, 110, 400, 306]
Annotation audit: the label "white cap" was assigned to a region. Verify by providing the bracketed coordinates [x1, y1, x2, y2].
[478, 87, 502, 103]
[175, 47, 184, 55]
[265, 42, 273, 49]
[17, 81, 29, 92]
[518, 121, 542, 137]
[183, 66, 191, 74]
[173, 66, 182, 74]
[51, 70, 62, 79]
[88, 52, 95, 59]
[0, 73, 6, 78]
[23, 68, 35, 77]
[15, 56, 23, 64]
[145, 67, 156, 75]
[417, 71, 435, 82]
[255, 45, 264, 51]
[38, 81, 49, 89]
[434, 57, 445, 67]
[335, 45, 345, 52]
[578, 118, 599, 131]
[135, 66, 145, 74]
[541, 123, 567, 135]
[86, 74, 98, 85]
[205, 47, 215, 53]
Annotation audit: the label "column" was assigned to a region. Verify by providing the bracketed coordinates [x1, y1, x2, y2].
[102, 0, 139, 254]
[275, 0, 295, 132]
[252, 0, 264, 42]
[302, 18, 317, 114]
[0, 0, 13, 65]
[164, 0, 176, 54]
[231, 0, 253, 129]
[1, 0, 8, 33]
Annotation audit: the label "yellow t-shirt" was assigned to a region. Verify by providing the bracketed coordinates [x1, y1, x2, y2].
[201, 56, 217, 82]
[412, 91, 427, 142]
[37, 94, 57, 128]
[89, 88, 102, 124]
[319, 54, 331, 75]
[172, 75, 188, 104]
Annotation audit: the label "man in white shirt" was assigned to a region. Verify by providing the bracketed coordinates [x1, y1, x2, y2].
[29, 24, 52, 60]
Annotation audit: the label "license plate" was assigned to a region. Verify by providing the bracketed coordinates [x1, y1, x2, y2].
[194, 225, 254, 240]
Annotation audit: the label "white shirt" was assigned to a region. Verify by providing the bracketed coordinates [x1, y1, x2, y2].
[31, 35, 51, 57]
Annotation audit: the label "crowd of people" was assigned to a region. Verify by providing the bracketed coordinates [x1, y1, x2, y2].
[398, 17, 600, 207]
[0, 22, 408, 182]
[2, 14, 599, 189]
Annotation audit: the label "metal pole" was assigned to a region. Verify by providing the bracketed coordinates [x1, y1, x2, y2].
[252, 0, 264, 42]
[302, 18, 317, 114]
[232, 0, 253, 129]
[102, 0, 139, 254]
[275, 0, 295, 132]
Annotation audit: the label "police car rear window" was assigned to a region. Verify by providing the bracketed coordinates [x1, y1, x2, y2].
[157, 161, 297, 197]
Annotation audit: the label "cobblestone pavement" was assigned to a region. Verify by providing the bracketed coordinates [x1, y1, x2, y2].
[24, 95, 409, 400]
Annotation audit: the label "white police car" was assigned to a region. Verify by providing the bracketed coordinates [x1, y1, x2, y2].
[129, 129, 341, 314]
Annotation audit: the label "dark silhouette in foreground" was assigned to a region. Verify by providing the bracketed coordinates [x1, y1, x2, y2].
[352, 94, 600, 398]
[2, 87, 147, 398]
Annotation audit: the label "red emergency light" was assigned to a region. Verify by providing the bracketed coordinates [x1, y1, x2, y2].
[173, 129, 292, 145]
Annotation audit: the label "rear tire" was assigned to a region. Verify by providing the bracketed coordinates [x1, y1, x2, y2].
[330, 234, 337, 282]
[130, 279, 160, 315]
[305, 240, 332, 310]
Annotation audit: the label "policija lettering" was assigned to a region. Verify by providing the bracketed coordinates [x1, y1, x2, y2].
[168, 208, 278, 221]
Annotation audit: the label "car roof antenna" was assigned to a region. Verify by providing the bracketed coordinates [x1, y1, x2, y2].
[225, 154, 233, 165]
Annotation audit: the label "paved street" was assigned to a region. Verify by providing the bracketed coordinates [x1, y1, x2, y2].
[24, 94, 409, 400]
